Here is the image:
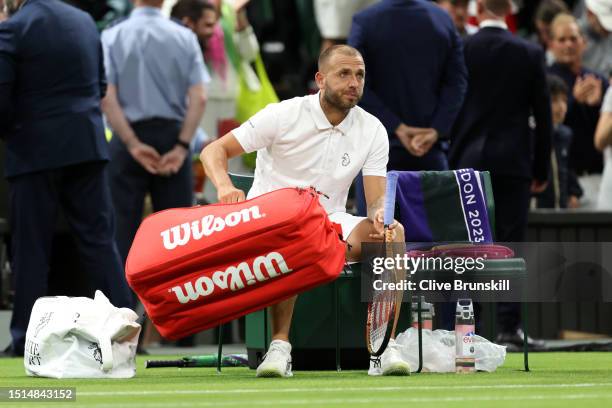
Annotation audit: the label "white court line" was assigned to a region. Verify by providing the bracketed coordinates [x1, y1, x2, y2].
[14, 392, 612, 408]
[78, 382, 612, 397]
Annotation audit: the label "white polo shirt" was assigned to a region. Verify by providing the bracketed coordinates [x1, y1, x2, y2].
[233, 93, 389, 214]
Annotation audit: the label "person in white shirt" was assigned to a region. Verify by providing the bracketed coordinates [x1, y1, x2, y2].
[201, 44, 409, 378]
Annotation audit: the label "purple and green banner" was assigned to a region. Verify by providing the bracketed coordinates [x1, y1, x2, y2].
[386, 170, 494, 244]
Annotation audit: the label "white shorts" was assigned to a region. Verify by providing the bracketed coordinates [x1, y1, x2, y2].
[328, 212, 367, 241]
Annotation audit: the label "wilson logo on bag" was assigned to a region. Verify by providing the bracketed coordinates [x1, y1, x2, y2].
[160, 205, 264, 250]
[126, 187, 345, 340]
[169, 251, 293, 304]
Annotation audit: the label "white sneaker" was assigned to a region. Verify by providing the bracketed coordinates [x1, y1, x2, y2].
[256, 340, 293, 378]
[368, 339, 411, 376]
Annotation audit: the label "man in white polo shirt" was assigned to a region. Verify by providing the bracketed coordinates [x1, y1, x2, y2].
[201, 45, 408, 377]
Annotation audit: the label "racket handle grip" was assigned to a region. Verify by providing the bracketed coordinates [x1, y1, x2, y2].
[145, 359, 186, 368]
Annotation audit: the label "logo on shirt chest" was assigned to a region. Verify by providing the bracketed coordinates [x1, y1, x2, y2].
[342, 153, 351, 167]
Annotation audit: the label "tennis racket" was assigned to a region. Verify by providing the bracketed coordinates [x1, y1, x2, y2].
[366, 173, 404, 357]
[145, 354, 248, 368]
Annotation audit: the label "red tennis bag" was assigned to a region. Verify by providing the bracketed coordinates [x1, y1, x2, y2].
[125, 187, 346, 340]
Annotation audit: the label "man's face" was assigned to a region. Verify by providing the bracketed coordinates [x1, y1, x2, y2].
[3, 0, 21, 16]
[186, 8, 218, 51]
[551, 94, 568, 126]
[318, 53, 365, 111]
[550, 22, 585, 66]
[453, 3, 469, 31]
[535, 20, 552, 48]
[437, 1, 466, 31]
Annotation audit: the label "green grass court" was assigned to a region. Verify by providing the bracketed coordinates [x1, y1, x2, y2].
[1, 352, 612, 407]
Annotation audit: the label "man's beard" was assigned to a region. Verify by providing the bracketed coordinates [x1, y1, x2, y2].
[4, 0, 22, 16]
[323, 88, 361, 111]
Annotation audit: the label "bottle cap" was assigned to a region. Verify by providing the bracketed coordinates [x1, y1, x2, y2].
[455, 298, 474, 319]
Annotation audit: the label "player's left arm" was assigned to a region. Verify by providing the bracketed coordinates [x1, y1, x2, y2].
[362, 123, 393, 239]
[363, 176, 399, 240]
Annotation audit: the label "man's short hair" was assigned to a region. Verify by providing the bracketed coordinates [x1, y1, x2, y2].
[547, 74, 568, 98]
[482, 0, 512, 16]
[435, 0, 469, 6]
[171, 0, 217, 22]
[318, 45, 363, 71]
[550, 13, 582, 39]
[534, 0, 569, 24]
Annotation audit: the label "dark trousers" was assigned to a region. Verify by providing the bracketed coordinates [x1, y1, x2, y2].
[9, 162, 133, 355]
[491, 173, 531, 332]
[109, 119, 193, 263]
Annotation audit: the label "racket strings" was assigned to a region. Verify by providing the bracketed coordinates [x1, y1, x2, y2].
[368, 283, 395, 351]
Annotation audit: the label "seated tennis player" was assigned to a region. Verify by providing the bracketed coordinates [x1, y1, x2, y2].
[201, 45, 409, 377]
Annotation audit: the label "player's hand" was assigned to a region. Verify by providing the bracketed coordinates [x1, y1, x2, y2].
[369, 208, 398, 241]
[128, 141, 161, 174]
[159, 145, 189, 177]
[217, 184, 246, 204]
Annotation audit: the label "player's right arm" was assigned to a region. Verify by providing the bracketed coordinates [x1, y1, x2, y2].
[200, 133, 246, 203]
[201, 102, 280, 203]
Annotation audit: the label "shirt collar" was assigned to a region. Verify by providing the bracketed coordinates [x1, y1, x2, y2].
[479, 19, 508, 30]
[309, 92, 354, 135]
[131, 6, 163, 18]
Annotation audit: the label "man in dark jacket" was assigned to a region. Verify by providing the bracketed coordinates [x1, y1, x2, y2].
[0, 0, 133, 356]
[449, 0, 552, 346]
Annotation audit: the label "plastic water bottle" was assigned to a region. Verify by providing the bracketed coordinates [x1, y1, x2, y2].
[411, 296, 434, 330]
[455, 298, 476, 373]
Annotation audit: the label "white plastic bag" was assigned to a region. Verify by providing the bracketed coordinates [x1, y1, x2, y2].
[392, 328, 506, 373]
[24, 291, 141, 378]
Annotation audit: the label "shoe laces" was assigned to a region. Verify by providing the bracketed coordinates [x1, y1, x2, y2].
[263, 342, 289, 361]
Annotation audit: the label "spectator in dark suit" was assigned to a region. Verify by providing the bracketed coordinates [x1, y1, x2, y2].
[0, 0, 133, 356]
[449, 0, 552, 347]
[548, 13, 607, 209]
[349, 0, 467, 172]
[348, 0, 467, 215]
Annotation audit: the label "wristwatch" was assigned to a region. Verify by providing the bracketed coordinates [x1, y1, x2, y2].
[176, 140, 190, 150]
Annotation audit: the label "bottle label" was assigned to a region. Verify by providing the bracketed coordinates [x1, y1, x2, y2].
[455, 325, 476, 357]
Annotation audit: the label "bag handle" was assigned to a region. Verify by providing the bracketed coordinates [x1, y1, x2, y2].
[98, 334, 114, 372]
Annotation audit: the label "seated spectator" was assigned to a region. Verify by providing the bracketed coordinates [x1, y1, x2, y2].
[578, 0, 612, 77]
[548, 13, 608, 208]
[532, 0, 570, 66]
[435, 0, 479, 38]
[535, 75, 583, 209]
